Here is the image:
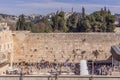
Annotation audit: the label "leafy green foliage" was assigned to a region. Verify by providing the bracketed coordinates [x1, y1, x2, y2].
[67, 12, 79, 32]
[52, 11, 68, 32]
[16, 14, 26, 30]
[77, 8, 115, 32]
[16, 8, 116, 33]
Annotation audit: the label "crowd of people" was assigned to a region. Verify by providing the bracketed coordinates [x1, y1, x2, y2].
[88, 63, 112, 75]
[6, 59, 79, 75]
[6, 60, 113, 75]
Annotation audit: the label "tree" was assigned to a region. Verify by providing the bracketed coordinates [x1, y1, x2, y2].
[82, 7, 85, 18]
[52, 14, 59, 31]
[52, 11, 68, 32]
[89, 8, 115, 32]
[16, 7, 115, 33]
[31, 17, 52, 33]
[16, 14, 27, 30]
[108, 9, 111, 15]
[104, 7, 107, 11]
[67, 12, 79, 32]
[106, 13, 116, 32]
[41, 17, 53, 32]
[79, 17, 91, 32]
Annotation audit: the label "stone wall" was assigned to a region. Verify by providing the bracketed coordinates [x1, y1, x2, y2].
[0, 30, 13, 66]
[13, 32, 120, 63]
[0, 64, 9, 74]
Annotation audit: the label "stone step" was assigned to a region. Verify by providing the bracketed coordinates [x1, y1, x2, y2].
[111, 72, 120, 76]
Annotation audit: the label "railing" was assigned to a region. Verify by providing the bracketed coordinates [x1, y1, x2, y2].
[0, 75, 119, 80]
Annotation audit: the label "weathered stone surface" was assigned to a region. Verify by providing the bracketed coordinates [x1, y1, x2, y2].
[12, 32, 120, 63]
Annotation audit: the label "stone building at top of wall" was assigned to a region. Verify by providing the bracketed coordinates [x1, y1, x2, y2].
[0, 22, 13, 64]
[0, 23, 9, 31]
